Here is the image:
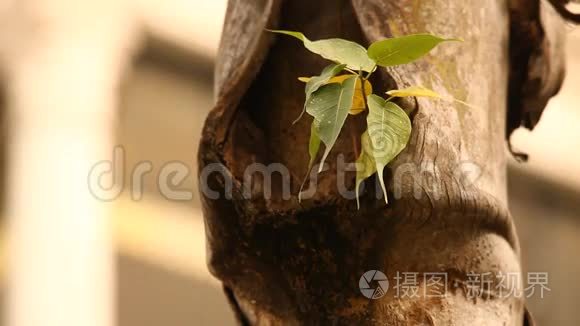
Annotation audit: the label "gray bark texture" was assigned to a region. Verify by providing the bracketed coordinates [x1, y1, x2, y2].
[198, 0, 567, 324]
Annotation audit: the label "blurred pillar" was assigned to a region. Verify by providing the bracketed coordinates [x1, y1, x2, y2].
[0, 2, 138, 326]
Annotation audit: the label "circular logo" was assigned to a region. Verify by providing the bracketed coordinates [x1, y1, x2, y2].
[359, 270, 389, 299]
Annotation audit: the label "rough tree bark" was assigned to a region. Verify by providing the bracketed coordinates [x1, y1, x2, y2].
[198, 0, 567, 324]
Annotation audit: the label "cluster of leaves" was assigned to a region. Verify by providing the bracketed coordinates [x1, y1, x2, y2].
[268, 30, 460, 207]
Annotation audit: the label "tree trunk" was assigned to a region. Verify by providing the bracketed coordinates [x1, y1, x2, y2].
[199, 0, 566, 324]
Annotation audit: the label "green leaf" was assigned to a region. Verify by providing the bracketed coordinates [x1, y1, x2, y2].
[268, 30, 307, 42]
[355, 131, 377, 209]
[386, 86, 441, 99]
[367, 34, 460, 67]
[298, 123, 322, 202]
[298, 74, 373, 115]
[295, 63, 346, 124]
[307, 123, 321, 170]
[268, 30, 376, 72]
[306, 76, 357, 172]
[366, 95, 412, 204]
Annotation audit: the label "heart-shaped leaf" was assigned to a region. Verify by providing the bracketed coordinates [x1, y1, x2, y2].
[368, 34, 460, 67]
[366, 95, 412, 204]
[269, 30, 376, 72]
[295, 64, 346, 123]
[306, 76, 358, 172]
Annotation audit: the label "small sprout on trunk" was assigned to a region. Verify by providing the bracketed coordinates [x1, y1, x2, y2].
[268, 29, 463, 207]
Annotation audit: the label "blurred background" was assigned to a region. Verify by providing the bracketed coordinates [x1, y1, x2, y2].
[0, 1, 578, 325]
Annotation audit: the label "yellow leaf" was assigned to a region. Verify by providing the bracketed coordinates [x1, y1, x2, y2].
[386, 86, 441, 98]
[385, 86, 478, 109]
[299, 74, 372, 115]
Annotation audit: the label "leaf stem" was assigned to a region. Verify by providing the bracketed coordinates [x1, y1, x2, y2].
[345, 68, 359, 75]
[365, 66, 377, 79]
